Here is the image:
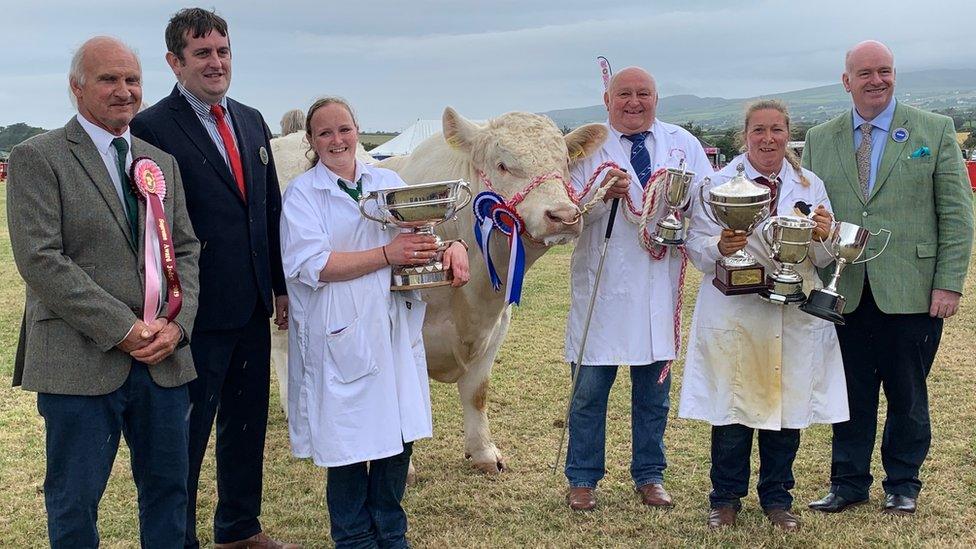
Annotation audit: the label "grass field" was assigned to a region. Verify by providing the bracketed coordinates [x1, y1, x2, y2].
[1, 191, 974, 547]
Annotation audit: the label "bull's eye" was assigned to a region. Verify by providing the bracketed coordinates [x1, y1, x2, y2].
[497, 162, 508, 173]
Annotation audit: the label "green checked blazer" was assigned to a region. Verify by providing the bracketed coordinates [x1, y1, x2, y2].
[802, 102, 974, 314]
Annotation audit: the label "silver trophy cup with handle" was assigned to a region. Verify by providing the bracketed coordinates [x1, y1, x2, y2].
[760, 215, 818, 304]
[650, 161, 695, 246]
[359, 179, 472, 290]
[799, 221, 891, 323]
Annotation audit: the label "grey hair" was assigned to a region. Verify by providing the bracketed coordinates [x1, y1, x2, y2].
[280, 108, 305, 135]
[68, 36, 140, 108]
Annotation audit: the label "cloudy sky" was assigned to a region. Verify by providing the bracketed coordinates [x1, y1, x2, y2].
[2, 0, 972, 132]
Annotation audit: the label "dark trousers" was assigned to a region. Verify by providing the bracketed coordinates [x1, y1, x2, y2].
[327, 443, 414, 549]
[37, 362, 190, 549]
[830, 283, 942, 500]
[185, 302, 271, 547]
[709, 424, 800, 511]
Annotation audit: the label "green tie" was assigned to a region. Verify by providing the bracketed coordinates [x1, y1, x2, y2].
[111, 137, 139, 244]
[337, 178, 363, 202]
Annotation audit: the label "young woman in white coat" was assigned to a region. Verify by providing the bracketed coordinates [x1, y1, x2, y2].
[280, 97, 470, 548]
[679, 99, 849, 531]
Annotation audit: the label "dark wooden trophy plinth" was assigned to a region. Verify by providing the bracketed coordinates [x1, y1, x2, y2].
[712, 260, 768, 295]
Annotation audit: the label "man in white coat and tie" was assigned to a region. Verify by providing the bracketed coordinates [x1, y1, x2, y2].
[563, 66, 712, 511]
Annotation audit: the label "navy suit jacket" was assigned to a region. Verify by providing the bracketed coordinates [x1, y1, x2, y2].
[131, 86, 286, 331]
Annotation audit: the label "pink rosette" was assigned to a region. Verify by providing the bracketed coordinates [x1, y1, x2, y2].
[130, 157, 183, 324]
[132, 157, 167, 201]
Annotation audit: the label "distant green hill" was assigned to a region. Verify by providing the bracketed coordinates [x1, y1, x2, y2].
[0, 123, 47, 153]
[542, 69, 976, 130]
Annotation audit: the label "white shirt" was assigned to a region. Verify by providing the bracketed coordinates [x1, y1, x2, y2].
[678, 154, 849, 429]
[564, 119, 713, 365]
[281, 160, 433, 467]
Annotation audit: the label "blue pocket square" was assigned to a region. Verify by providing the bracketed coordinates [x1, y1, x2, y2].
[909, 146, 931, 158]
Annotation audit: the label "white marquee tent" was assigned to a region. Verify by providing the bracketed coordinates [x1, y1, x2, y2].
[369, 118, 485, 159]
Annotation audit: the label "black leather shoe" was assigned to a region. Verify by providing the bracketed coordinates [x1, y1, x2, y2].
[808, 492, 868, 513]
[883, 494, 917, 515]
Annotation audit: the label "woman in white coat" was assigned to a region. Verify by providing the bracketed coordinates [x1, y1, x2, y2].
[680, 99, 848, 531]
[280, 97, 469, 548]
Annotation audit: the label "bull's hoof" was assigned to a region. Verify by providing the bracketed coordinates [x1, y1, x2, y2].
[406, 470, 418, 486]
[472, 460, 506, 475]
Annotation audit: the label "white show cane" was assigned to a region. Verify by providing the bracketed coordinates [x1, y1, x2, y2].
[551, 190, 621, 473]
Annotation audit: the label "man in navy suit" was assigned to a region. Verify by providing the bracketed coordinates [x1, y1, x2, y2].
[131, 8, 294, 549]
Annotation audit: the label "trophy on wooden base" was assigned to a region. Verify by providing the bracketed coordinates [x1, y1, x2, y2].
[700, 164, 773, 295]
[359, 179, 471, 290]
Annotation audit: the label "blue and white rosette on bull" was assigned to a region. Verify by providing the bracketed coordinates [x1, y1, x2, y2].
[473, 190, 526, 305]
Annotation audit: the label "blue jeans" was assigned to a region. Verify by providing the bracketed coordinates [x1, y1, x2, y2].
[326, 442, 414, 549]
[709, 424, 800, 511]
[565, 362, 670, 489]
[37, 362, 190, 549]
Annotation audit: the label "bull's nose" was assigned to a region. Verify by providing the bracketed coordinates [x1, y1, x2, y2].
[545, 206, 580, 225]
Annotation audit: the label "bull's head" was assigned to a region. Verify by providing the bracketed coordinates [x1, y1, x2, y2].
[443, 107, 607, 246]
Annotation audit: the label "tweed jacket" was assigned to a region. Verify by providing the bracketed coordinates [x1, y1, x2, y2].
[802, 102, 974, 313]
[7, 117, 201, 395]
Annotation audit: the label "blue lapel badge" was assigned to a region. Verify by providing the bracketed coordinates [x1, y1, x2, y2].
[892, 127, 909, 143]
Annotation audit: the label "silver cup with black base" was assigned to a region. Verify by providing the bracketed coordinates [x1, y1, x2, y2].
[359, 179, 472, 290]
[760, 215, 817, 304]
[799, 221, 891, 324]
[650, 161, 695, 246]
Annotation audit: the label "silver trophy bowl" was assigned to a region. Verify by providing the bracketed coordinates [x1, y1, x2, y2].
[800, 221, 891, 323]
[700, 164, 773, 269]
[760, 215, 817, 304]
[359, 179, 472, 290]
[650, 161, 695, 246]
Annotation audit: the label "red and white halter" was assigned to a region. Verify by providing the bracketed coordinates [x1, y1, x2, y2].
[477, 161, 690, 383]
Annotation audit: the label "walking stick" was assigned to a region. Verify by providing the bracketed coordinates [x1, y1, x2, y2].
[552, 191, 621, 473]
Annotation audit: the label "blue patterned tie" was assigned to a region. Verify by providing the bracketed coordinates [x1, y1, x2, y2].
[623, 132, 652, 187]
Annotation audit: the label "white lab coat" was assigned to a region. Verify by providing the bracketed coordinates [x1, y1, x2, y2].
[565, 120, 713, 365]
[678, 154, 849, 430]
[280, 161, 432, 467]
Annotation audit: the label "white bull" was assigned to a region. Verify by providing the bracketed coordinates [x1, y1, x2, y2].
[272, 108, 606, 474]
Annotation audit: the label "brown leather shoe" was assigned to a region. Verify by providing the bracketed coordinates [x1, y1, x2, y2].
[636, 483, 674, 507]
[566, 487, 597, 511]
[707, 507, 737, 529]
[214, 532, 302, 549]
[765, 508, 801, 532]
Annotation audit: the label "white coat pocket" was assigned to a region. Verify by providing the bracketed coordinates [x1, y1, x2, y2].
[325, 315, 378, 383]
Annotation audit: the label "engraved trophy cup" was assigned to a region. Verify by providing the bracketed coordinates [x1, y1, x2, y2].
[760, 215, 818, 304]
[799, 221, 891, 323]
[359, 179, 472, 290]
[700, 164, 773, 295]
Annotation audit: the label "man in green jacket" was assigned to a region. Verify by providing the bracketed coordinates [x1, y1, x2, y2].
[802, 40, 974, 516]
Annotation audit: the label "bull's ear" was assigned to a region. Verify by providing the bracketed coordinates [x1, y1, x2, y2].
[565, 123, 608, 165]
[443, 106, 478, 152]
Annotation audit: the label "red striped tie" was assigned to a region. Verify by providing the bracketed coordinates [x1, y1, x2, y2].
[753, 176, 779, 216]
[210, 104, 247, 200]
